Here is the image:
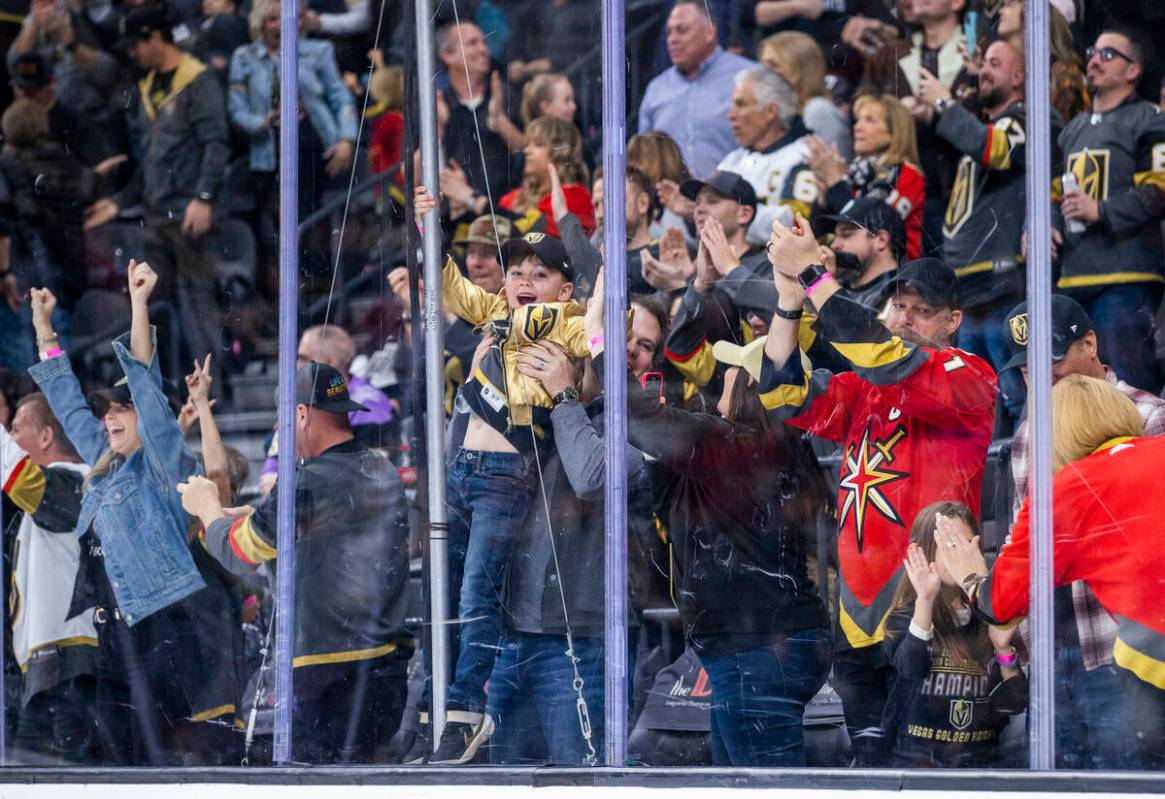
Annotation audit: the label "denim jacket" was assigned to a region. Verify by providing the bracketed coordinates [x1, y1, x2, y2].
[228, 39, 358, 173]
[29, 330, 205, 625]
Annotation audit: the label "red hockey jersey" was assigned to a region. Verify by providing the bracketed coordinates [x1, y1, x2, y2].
[760, 292, 997, 649]
[980, 434, 1165, 689]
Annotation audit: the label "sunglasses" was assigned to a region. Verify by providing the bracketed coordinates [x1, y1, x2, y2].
[1086, 46, 1135, 65]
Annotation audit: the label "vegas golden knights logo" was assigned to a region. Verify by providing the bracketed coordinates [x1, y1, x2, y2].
[1066, 149, 1111, 201]
[950, 699, 974, 731]
[943, 158, 976, 237]
[1009, 313, 1029, 348]
[522, 304, 559, 341]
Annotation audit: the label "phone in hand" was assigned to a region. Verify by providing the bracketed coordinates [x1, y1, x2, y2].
[964, 10, 978, 56]
[640, 371, 665, 404]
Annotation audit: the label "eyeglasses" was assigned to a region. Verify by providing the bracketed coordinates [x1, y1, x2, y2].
[1086, 46, 1135, 65]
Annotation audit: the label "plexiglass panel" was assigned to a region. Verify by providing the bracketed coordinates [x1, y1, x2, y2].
[0, 0, 1163, 772]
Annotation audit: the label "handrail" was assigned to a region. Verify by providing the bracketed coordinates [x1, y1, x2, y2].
[297, 164, 403, 235]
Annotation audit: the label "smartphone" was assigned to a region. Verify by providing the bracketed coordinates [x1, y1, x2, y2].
[640, 371, 664, 404]
[964, 10, 978, 56]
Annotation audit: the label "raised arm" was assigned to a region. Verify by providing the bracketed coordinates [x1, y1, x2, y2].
[28, 288, 109, 465]
[186, 354, 231, 503]
[114, 262, 200, 486]
[127, 259, 155, 367]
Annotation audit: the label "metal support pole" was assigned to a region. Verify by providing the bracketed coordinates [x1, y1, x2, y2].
[414, 0, 450, 744]
[1023, 0, 1055, 771]
[273, 0, 300, 766]
[601, 0, 628, 766]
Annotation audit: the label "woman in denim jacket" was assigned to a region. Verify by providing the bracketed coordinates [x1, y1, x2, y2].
[228, 0, 356, 292]
[28, 262, 241, 764]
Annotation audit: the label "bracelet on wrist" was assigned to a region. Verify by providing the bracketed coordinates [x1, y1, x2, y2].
[806, 271, 835, 295]
[36, 335, 59, 347]
[995, 648, 1019, 667]
[772, 305, 803, 321]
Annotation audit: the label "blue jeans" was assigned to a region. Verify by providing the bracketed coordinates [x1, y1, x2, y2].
[1054, 641, 1131, 769]
[700, 627, 833, 767]
[487, 632, 607, 765]
[1074, 285, 1163, 395]
[444, 449, 536, 713]
[958, 302, 1025, 421]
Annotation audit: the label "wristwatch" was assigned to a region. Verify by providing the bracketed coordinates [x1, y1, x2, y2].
[552, 386, 580, 406]
[934, 96, 954, 114]
[796, 263, 830, 291]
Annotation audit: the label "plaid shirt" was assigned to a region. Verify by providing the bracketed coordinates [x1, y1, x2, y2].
[1011, 366, 1165, 669]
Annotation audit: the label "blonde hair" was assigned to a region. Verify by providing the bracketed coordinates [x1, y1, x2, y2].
[1051, 375, 1143, 472]
[514, 115, 587, 213]
[627, 131, 690, 186]
[1, 98, 49, 148]
[853, 94, 919, 167]
[520, 73, 570, 128]
[760, 31, 829, 108]
[83, 449, 120, 492]
[368, 64, 403, 110]
[249, 0, 285, 42]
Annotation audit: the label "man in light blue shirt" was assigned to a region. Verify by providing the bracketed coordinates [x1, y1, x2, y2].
[637, 0, 756, 179]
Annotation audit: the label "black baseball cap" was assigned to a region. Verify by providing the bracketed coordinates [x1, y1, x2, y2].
[114, 3, 171, 50]
[88, 383, 133, 418]
[884, 257, 959, 309]
[502, 231, 574, 282]
[296, 362, 370, 413]
[823, 197, 907, 259]
[679, 170, 758, 216]
[89, 377, 184, 418]
[10, 53, 49, 91]
[1001, 295, 1093, 371]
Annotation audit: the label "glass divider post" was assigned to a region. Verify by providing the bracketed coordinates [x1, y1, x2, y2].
[413, 0, 451, 745]
[273, 0, 301, 765]
[601, 0, 629, 766]
[1023, 0, 1055, 771]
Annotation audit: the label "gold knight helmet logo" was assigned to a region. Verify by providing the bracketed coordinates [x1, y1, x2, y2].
[522, 304, 559, 341]
[950, 699, 974, 731]
[1066, 149, 1111, 201]
[1009, 312, 1029, 348]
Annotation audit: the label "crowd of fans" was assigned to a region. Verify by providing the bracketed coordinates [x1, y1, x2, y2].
[0, 0, 1164, 773]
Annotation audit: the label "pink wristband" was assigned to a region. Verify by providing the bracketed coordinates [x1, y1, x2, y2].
[806, 271, 835, 296]
[40, 345, 62, 360]
[589, 335, 605, 349]
[996, 649, 1018, 667]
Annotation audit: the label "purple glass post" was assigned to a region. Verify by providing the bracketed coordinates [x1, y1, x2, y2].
[272, 0, 300, 766]
[1024, 0, 1054, 770]
[601, 0, 628, 766]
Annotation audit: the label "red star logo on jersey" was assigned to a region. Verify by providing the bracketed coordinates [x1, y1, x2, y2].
[838, 424, 908, 551]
